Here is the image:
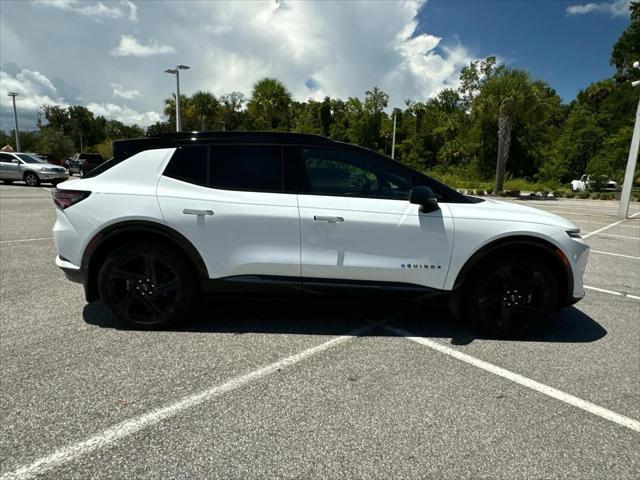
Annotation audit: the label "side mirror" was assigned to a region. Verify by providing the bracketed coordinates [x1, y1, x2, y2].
[11, 159, 20, 164]
[410, 186, 439, 213]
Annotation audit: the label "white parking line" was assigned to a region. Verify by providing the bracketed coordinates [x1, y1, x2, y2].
[590, 250, 640, 260]
[386, 326, 640, 433]
[586, 233, 640, 241]
[584, 285, 640, 301]
[583, 211, 640, 239]
[0, 237, 53, 244]
[0, 322, 378, 480]
[535, 209, 618, 219]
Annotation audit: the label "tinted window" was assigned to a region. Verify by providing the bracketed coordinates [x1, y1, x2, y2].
[163, 146, 208, 186]
[301, 147, 412, 200]
[163, 145, 283, 192]
[17, 154, 44, 164]
[210, 146, 282, 191]
[0, 153, 15, 163]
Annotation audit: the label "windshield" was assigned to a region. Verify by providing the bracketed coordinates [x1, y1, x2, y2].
[17, 154, 45, 164]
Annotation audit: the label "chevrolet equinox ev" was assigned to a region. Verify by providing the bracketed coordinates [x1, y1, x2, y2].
[52, 132, 589, 337]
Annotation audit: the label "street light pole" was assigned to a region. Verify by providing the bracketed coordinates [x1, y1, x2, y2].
[8, 92, 20, 151]
[391, 111, 397, 159]
[164, 65, 190, 132]
[617, 61, 640, 219]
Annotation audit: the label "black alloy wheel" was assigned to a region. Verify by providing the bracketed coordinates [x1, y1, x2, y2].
[464, 255, 557, 337]
[98, 243, 195, 327]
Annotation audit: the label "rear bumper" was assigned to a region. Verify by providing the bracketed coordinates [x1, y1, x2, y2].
[56, 255, 88, 288]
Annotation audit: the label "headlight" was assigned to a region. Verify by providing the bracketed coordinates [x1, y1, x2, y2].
[567, 229, 581, 238]
[40, 167, 55, 172]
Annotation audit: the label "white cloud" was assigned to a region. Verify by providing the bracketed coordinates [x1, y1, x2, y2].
[85, 102, 162, 126]
[122, 0, 138, 21]
[0, 67, 160, 129]
[110, 35, 175, 57]
[186, 0, 475, 108]
[33, 0, 126, 20]
[566, 0, 631, 17]
[111, 83, 141, 100]
[0, 68, 68, 114]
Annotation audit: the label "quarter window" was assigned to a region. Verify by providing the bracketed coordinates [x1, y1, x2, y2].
[301, 147, 412, 200]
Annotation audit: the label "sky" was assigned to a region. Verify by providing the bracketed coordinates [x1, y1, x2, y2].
[0, 0, 634, 131]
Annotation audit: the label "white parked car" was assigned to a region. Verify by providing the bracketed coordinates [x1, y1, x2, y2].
[571, 174, 617, 192]
[52, 132, 589, 337]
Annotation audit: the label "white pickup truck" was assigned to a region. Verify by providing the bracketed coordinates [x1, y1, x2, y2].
[570, 175, 617, 192]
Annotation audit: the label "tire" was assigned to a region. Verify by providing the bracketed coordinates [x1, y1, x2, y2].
[2, 180, 14, 184]
[98, 242, 196, 328]
[461, 254, 557, 338]
[24, 172, 40, 187]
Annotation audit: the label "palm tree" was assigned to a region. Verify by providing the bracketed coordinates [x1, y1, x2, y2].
[190, 91, 220, 131]
[247, 78, 292, 129]
[473, 69, 549, 193]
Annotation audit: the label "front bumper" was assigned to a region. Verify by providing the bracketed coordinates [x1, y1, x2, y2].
[38, 171, 69, 181]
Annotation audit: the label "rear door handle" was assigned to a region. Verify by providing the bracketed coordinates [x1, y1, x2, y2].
[183, 209, 214, 216]
[314, 216, 344, 223]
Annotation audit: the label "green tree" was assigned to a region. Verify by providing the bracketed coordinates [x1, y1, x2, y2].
[472, 69, 552, 193]
[35, 128, 75, 161]
[247, 78, 292, 129]
[610, 2, 640, 82]
[190, 91, 220, 130]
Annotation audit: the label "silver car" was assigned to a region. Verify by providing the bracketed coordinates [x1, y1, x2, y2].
[0, 152, 69, 186]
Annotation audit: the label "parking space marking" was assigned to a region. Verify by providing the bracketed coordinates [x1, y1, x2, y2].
[583, 211, 640, 239]
[535, 209, 619, 219]
[0, 321, 380, 480]
[585, 232, 640, 241]
[584, 285, 640, 300]
[590, 250, 640, 260]
[0, 237, 53, 244]
[386, 326, 640, 433]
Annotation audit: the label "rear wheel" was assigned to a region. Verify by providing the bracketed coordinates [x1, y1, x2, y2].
[98, 243, 196, 328]
[24, 172, 40, 187]
[462, 254, 557, 338]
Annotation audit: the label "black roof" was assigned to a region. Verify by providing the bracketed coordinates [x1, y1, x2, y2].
[112, 131, 336, 162]
[148, 131, 335, 145]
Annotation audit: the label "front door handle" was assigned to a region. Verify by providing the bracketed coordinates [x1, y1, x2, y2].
[183, 209, 214, 216]
[314, 215, 344, 223]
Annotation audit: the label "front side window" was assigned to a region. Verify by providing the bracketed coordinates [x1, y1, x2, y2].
[301, 147, 412, 200]
[163, 145, 283, 192]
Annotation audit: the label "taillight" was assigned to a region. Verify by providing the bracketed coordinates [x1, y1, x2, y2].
[52, 189, 91, 209]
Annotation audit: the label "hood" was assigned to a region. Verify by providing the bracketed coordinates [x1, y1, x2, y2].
[456, 198, 579, 230]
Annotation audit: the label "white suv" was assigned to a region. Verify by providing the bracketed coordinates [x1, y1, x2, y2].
[52, 132, 589, 337]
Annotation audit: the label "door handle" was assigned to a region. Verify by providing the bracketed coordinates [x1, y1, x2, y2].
[183, 209, 214, 216]
[314, 215, 344, 223]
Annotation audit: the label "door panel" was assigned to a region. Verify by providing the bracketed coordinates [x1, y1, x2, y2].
[298, 195, 454, 290]
[157, 176, 301, 280]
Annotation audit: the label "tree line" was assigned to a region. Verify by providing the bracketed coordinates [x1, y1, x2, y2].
[2, 3, 638, 192]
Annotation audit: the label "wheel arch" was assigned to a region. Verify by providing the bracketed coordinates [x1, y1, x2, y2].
[82, 220, 209, 301]
[451, 235, 572, 308]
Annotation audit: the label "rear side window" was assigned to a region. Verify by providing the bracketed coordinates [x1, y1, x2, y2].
[163, 146, 208, 186]
[163, 145, 283, 192]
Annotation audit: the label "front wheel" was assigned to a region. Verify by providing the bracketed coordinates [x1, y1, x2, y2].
[98, 243, 196, 328]
[462, 255, 557, 338]
[24, 172, 40, 187]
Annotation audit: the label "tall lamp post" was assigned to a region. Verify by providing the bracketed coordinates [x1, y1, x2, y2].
[7, 92, 21, 151]
[618, 61, 640, 219]
[164, 65, 190, 132]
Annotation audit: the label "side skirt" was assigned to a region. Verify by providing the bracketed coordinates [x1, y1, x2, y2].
[201, 275, 444, 301]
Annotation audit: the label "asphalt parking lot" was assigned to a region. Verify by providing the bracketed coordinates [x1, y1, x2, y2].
[1, 184, 639, 479]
